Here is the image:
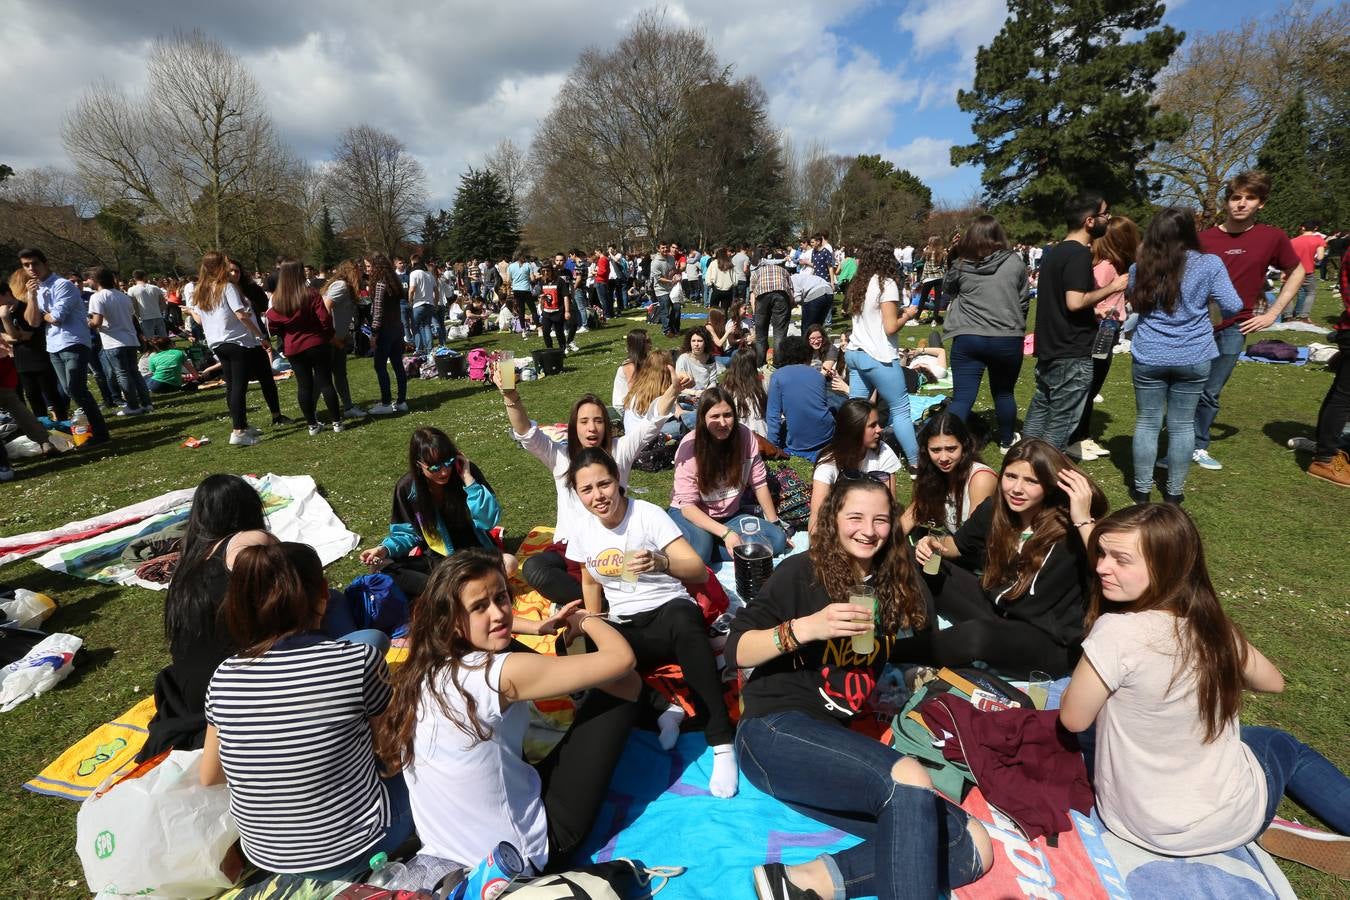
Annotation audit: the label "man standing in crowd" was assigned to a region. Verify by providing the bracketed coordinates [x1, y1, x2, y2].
[748, 246, 793, 366]
[19, 248, 111, 444]
[393, 256, 413, 344]
[790, 263, 833, 332]
[407, 259, 437, 355]
[1288, 222, 1327, 325]
[128, 270, 167, 339]
[592, 248, 612, 319]
[651, 241, 677, 336]
[1193, 171, 1305, 470]
[1023, 194, 1129, 450]
[810, 234, 836, 286]
[732, 243, 750, 302]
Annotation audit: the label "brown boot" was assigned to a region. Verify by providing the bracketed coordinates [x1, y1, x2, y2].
[1308, 450, 1350, 487]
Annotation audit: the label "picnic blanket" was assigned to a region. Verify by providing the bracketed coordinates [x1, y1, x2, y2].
[25, 475, 359, 590]
[0, 489, 197, 565]
[1240, 347, 1310, 366]
[25, 696, 155, 800]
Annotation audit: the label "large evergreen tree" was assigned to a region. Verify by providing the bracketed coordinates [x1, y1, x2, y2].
[314, 204, 344, 269]
[951, 0, 1184, 238]
[447, 168, 521, 262]
[831, 155, 933, 246]
[1256, 91, 1321, 232]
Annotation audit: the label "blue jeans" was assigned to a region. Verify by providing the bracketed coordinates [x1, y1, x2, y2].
[845, 350, 918, 464]
[1194, 326, 1246, 450]
[100, 347, 151, 410]
[1292, 277, 1317, 319]
[800, 295, 832, 331]
[666, 507, 788, 565]
[399, 300, 414, 343]
[737, 711, 984, 899]
[293, 773, 414, 880]
[1131, 359, 1209, 496]
[412, 303, 436, 355]
[948, 335, 1024, 445]
[49, 345, 110, 440]
[372, 327, 407, 405]
[1241, 725, 1350, 835]
[595, 281, 613, 318]
[1023, 357, 1093, 450]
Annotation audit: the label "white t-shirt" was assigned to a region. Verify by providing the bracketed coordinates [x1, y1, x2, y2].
[812, 443, 902, 485]
[87, 289, 140, 349]
[405, 653, 550, 871]
[128, 282, 166, 319]
[408, 269, 436, 307]
[676, 353, 722, 391]
[849, 275, 901, 363]
[612, 365, 631, 409]
[1082, 611, 1267, 856]
[565, 498, 692, 619]
[193, 283, 260, 349]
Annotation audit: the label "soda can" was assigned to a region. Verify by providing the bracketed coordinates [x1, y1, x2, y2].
[451, 841, 525, 900]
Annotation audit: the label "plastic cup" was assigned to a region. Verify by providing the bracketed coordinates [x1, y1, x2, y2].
[1027, 670, 1051, 710]
[499, 351, 516, 389]
[922, 548, 942, 576]
[621, 548, 640, 584]
[849, 585, 877, 655]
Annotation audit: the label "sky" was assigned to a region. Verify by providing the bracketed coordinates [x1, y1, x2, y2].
[0, 0, 1314, 213]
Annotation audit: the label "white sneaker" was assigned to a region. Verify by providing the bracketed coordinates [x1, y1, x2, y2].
[115, 406, 133, 417]
[344, 405, 368, 418]
[1093, 393, 1104, 403]
[1080, 438, 1110, 457]
[307, 423, 323, 436]
[1287, 436, 1316, 452]
[332, 421, 344, 434]
[368, 402, 396, 415]
[1066, 441, 1100, 462]
[1192, 448, 1223, 470]
[393, 400, 409, 413]
[998, 432, 1022, 454]
[229, 431, 258, 446]
[576, 326, 589, 333]
[567, 341, 580, 353]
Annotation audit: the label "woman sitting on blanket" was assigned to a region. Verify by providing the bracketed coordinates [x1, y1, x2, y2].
[612, 328, 651, 409]
[895, 438, 1108, 679]
[376, 548, 641, 876]
[808, 399, 902, 534]
[141, 474, 274, 760]
[727, 476, 993, 900]
[496, 363, 681, 606]
[568, 446, 739, 797]
[359, 427, 517, 601]
[668, 386, 789, 565]
[201, 542, 409, 880]
[1060, 504, 1350, 877]
[899, 411, 996, 537]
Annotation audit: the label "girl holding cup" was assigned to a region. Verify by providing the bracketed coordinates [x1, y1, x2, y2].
[727, 477, 993, 900]
[566, 447, 739, 798]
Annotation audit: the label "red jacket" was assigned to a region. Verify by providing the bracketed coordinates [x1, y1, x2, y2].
[265, 290, 334, 357]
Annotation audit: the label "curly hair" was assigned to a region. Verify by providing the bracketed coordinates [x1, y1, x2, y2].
[809, 478, 926, 632]
[846, 239, 901, 317]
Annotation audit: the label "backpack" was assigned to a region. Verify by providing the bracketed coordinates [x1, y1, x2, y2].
[633, 432, 678, 472]
[467, 348, 490, 382]
[343, 573, 410, 638]
[419, 356, 439, 380]
[767, 462, 811, 531]
[404, 354, 424, 377]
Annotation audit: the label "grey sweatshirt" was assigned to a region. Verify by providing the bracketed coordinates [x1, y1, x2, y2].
[941, 249, 1031, 340]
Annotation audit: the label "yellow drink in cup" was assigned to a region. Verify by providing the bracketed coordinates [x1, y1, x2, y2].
[849, 585, 877, 655]
[1027, 670, 1051, 710]
[922, 522, 946, 575]
[499, 351, 516, 389]
[621, 548, 640, 584]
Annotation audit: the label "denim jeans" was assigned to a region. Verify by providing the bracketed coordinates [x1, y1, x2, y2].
[292, 773, 414, 881]
[737, 711, 984, 899]
[412, 303, 436, 355]
[800, 295, 832, 331]
[1023, 356, 1093, 450]
[1292, 277, 1316, 319]
[845, 350, 918, 464]
[372, 326, 407, 405]
[1131, 359, 1209, 495]
[399, 300, 414, 344]
[948, 335, 1024, 445]
[666, 507, 788, 565]
[1241, 725, 1350, 835]
[754, 291, 791, 366]
[49, 345, 110, 440]
[1315, 340, 1350, 459]
[1194, 325, 1246, 450]
[100, 347, 151, 410]
[595, 281, 613, 318]
[140, 317, 168, 339]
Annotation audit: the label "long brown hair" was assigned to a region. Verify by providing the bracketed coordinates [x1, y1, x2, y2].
[624, 350, 673, 415]
[223, 542, 327, 657]
[376, 549, 508, 767]
[1092, 216, 1141, 275]
[846, 240, 899, 317]
[1129, 207, 1198, 316]
[720, 352, 765, 423]
[908, 412, 982, 529]
[693, 386, 744, 496]
[270, 259, 308, 316]
[330, 259, 363, 294]
[193, 251, 233, 313]
[1086, 504, 1247, 743]
[809, 478, 926, 632]
[565, 394, 613, 465]
[817, 398, 876, 475]
[983, 439, 1108, 599]
[365, 253, 404, 301]
[953, 215, 1009, 261]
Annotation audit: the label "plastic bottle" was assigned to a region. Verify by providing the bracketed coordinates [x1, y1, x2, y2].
[367, 851, 410, 889]
[1091, 318, 1118, 360]
[69, 408, 91, 446]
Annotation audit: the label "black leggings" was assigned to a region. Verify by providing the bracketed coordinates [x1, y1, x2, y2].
[1069, 348, 1115, 444]
[1315, 341, 1350, 460]
[890, 563, 1076, 679]
[214, 343, 282, 430]
[289, 345, 341, 425]
[330, 342, 354, 409]
[614, 601, 734, 746]
[513, 290, 538, 326]
[540, 310, 567, 350]
[18, 367, 68, 421]
[522, 550, 583, 604]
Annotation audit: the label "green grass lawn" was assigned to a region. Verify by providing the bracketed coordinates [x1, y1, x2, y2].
[2, 294, 1347, 898]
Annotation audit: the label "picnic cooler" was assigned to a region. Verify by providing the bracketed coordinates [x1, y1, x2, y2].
[435, 353, 467, 378]
[532, 348, 565, 376]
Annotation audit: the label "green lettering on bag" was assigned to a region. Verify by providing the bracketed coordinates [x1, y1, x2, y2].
[94, 830, 115, 860]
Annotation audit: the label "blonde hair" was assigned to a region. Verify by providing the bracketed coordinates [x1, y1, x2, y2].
[625, 350, 673, 415]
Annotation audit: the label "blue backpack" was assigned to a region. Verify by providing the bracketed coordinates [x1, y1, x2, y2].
[343, 573, 410, 638]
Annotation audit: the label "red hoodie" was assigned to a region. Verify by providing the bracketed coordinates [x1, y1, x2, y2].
[265, 290, 333, 357]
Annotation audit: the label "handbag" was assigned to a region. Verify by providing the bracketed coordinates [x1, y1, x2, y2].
[504, 860, 684, 899]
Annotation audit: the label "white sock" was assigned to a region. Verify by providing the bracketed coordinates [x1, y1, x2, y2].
[656, 704, 686, 750]
[710, 744, 739, 799]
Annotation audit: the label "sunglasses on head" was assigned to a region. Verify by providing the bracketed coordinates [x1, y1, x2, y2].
[421, 458, 457, 474]
[840, 468, 890, 484]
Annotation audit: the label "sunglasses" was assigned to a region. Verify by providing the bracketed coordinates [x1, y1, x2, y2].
[421, 458, 458, 474]
[840, 469, 891, 484]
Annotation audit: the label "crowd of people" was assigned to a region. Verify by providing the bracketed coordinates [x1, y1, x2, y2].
[5, 166, 1349, 897]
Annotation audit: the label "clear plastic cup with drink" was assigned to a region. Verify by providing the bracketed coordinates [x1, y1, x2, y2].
[621, 546, 640, 585]
[849, 584, 877, 655]
[1027, 670, 1051, 710]
[498, 351, 516, 389]
[922, 522, 946, 575]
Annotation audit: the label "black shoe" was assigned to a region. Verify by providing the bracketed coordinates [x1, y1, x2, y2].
[1128, 489, 1150, 504]
[752, 863, 820, 900]
[271, 414, 294, 425]
[1163, 492, 1184, 505]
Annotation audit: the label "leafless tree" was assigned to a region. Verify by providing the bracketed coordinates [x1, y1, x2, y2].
[485, 138, 531, 212]
[327, 124, 427, 256]
[0, 167, 114, 268]
[63, 30, 297, 254]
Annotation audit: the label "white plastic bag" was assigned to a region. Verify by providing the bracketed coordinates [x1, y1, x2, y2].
[0, 588, 58, 628]
[77, 749, 238, 898]
[0, 631, 81, 711]
[669, 280, 685, 304]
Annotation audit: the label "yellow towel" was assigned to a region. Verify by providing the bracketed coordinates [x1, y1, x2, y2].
[25, 696, 156, 800]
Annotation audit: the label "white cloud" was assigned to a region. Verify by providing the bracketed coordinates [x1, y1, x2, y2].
[885, 137, 958, 182]
[900, 0, 1007, 60]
